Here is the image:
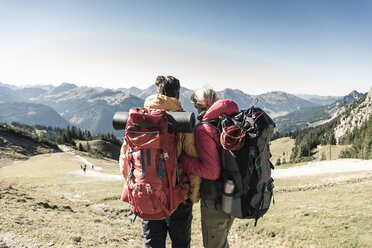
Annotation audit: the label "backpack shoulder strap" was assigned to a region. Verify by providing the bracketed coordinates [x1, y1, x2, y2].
[199, 119, 221, 147]
[199, 117, 222, 131]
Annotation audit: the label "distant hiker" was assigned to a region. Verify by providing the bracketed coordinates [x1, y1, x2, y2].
[180, 87, 238, 248]
[91, 164, 94, 170]
[80, 164, 83, 170]
[119, 75, 200, 248]
[83, 164, 87, 175]
[180, 87, 275, 248]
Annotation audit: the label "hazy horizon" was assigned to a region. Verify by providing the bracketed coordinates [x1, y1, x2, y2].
[1, 0, 371, 96]
[2, 80, 368, 98]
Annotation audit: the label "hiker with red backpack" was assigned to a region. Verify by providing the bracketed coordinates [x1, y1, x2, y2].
[180, 87, 275, 248]
[119, 76, 201, 248]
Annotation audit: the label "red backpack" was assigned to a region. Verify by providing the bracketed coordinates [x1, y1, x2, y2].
[121, 107, 189, 220]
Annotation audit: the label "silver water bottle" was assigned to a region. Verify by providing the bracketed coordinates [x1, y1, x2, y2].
[222, 180, 235, 214]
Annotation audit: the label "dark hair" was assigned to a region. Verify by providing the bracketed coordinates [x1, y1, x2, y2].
[155, 75, 180, 98]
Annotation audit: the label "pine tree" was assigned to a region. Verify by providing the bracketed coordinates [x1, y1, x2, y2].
[78, 128, 83, 140]
[71, 126, 77, 139]
[86, 141, 91, 152]
[62, 133, 68, 144]
[78, 143, 84, 151]
[87, 131, 92, 141]
[275, 157, 281, 166]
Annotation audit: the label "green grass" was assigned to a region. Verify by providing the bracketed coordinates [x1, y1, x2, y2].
[245, 179, 372, 248]
[75, 139, 121, 160]
[313, 144, 352, 161]
[1, 151, 371, 247]
[270, 137, 295, 166]
[270, 137, 353, 166]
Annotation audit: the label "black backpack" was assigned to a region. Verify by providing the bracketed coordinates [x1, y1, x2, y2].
[202, 106, 275, 226]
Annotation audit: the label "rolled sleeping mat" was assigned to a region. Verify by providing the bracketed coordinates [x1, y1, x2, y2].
[167, 111, 196, 133]
[112, 112, 129, 131]
[112, 111, 196, 133]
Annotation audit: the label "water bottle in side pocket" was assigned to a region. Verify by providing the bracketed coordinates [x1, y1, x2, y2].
[222, 180, 235, 214]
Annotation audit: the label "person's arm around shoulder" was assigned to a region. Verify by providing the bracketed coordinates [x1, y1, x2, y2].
[180, 132, 201, 203]
[180, 124, 220, 180]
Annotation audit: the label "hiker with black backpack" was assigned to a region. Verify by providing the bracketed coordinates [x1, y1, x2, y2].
[180, 87, 275, 248]
[179, 87, 238, 248]
[119, 76, 201, 248]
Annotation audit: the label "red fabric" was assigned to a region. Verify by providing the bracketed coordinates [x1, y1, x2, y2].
[180, 99, 239, 180]
[123, 107, 185, 220]
[202, 99, 239, 121]
[125, 108, 167, 149]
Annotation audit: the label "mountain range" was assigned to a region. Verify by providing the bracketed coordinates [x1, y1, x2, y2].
[294, 94, 342, 106]
[274, 91, 363, 132]
[288, 87, 372, 161]
[0, 102, 71, 128]
[0, 82, 366, 134]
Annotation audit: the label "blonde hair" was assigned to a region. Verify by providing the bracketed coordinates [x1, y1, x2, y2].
[190, 87, 218, 112]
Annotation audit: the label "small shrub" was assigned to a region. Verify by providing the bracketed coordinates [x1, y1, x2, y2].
[320, 152, 326, 161]
[72, 236, 82, 243]
[275, 158, 281, 166]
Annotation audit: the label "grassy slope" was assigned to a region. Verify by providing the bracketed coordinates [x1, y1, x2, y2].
[1, 152, 372, 247]
[313, 145, 352, 161]
[270, 137, 352, 165]
[75, 139, 121, 160]
[270, 137, 295, 165]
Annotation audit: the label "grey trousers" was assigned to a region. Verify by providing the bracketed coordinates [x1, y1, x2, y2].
[201, 199, 235, 248]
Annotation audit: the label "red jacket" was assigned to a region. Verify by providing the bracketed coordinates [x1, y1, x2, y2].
[180, 99, 239, 180]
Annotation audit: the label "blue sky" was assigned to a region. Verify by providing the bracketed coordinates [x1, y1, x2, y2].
[0, 0, 371, 95]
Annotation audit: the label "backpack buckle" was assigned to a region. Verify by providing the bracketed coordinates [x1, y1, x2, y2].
[140, 109, 146, 120]
[163, 152, 169, 160]
[134, 185, 140, 193]
[146, 185, 153, 194]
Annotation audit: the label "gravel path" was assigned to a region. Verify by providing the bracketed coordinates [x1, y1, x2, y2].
[59, 146, 122, 181]
[71, 169, 122, 181]
[272, 159, 372, 179]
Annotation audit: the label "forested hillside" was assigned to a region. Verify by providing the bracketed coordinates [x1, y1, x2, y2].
[285, 88, 372, 162]
[339, 115, 372, 159]
[0, 122, 60, 167]
[338, 90, 372, 159]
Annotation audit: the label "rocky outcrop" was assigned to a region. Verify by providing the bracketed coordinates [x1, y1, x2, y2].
[334, 87, 372, 144]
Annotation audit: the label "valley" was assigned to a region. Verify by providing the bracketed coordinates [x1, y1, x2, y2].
[0, 83, 372, 247]
[1, 83, 355, 135]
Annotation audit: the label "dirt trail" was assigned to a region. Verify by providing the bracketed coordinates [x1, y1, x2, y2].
[61, 144, 372, 182]
[58, 145, 122, 181]
[272, 159, 372, 179]
[71, 169, 122, 181]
